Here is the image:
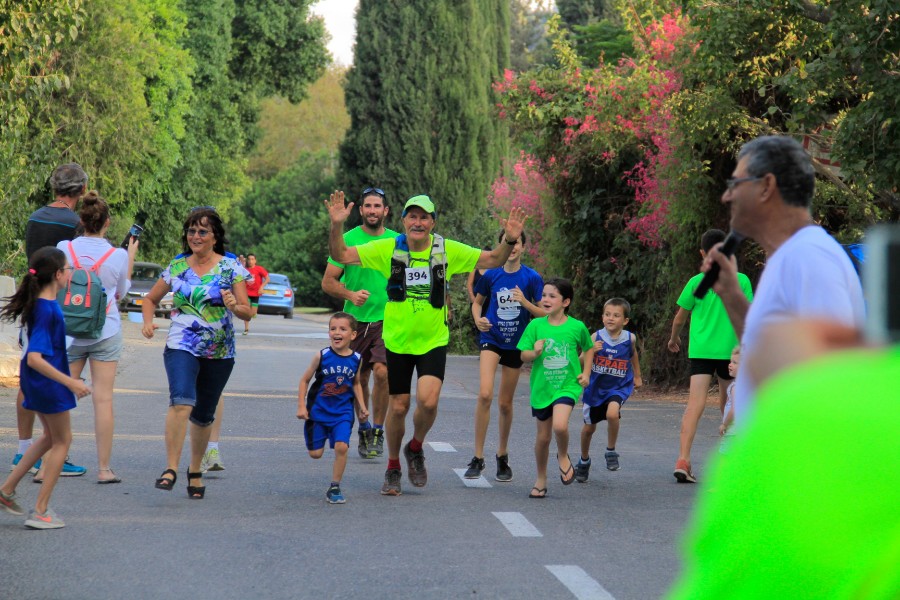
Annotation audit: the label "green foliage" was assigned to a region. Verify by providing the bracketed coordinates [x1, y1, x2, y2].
[338, 0, 510, 240]
[249, 67, 350, 178]
[572, 20, 634, 65]
[556, 0, 609, 27]
[509, 0, 554, 71]
[228, 152, 336, 307]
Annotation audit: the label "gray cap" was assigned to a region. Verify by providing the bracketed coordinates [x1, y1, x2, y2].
[50, 163, 88, 197]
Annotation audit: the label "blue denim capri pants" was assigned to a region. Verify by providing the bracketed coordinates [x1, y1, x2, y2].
[163, 347, 235, 426]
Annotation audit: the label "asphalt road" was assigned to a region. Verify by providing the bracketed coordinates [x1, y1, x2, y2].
[0, 313, 723, 600]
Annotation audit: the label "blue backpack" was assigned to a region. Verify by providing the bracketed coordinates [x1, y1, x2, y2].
[56, 242, 115, 339]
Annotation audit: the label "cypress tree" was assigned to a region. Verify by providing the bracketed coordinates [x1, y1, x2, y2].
[338, 0, 509, 238]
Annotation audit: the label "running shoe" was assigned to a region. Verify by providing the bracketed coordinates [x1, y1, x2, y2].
[326, 484, 346, 504]
[10, 454, 40, 475]
[59, 457, 86, 477]
[495, 454, 513, 482]
[369, 428, 385, 458]
[24, 508, 65, 529]
[464, 456, 485, 479]
[380, 468, 402, 496]
[201, 448, 225, 473]
[673, 459, 696, 483]
[358, 428, 373, 459]
[574, 458, 591, 483]
[0, 489, 24, 516]
[605, 450, 620, 471]
[403, 442, 427, 487]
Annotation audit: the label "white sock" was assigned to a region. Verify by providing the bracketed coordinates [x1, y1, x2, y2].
[207, 442, 219, 451]
[18, 439, 32, 455]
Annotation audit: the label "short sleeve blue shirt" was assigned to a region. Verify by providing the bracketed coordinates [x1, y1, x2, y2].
[474, 264, 544, 349]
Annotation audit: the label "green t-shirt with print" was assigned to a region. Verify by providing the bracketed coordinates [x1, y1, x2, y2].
[668, 348, 900, 599]
[676, 272, 753, 359]
[357, 235, 481, 354]
[327, 226, 398, 322]
[517, 315, 593, 409]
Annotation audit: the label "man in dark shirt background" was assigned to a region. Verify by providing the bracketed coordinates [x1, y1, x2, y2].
[12, 163, 89, 477]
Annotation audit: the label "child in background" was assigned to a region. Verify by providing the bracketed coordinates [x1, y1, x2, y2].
[517, 278, 594, 499]
[719, 346, 740, 445]
[576, 298, 643, 481]
[0, 247, 92, 529]
[297, 312, 368, 504]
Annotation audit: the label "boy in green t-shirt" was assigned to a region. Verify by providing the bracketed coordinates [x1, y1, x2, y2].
[667, 229, 753, 483]
[518, 278, 594, 499]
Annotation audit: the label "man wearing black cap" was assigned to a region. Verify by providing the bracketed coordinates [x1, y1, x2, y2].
[11, 163, 89, 477]
[326, 191, 526, 496]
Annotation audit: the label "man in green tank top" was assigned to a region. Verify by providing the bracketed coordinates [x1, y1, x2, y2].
[322, 188, 398, 459]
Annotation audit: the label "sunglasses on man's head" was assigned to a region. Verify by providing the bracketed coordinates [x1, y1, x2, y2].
[361, 187, 385, 199]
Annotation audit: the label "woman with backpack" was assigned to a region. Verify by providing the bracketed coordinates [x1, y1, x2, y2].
[52, 191, 137, 484]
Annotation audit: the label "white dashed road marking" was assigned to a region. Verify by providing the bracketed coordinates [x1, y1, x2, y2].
[545, 565, 616, 600]
[453, 468, 492, 488]
[492, 511, 542, 537]
[427, 441, 457, 452]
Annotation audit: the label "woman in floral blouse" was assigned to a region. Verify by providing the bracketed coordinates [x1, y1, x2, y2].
[140, 208, 251, 499]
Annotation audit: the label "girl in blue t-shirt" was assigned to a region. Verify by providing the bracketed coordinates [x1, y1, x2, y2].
[0, 247, 92, 529]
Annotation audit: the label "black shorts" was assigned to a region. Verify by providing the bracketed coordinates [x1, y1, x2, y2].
[690, 358, 733, 380]
[531, 397, 576, 421]
[480, 343, 523, 369]
[582, 396, 624, 424]
[385, 346, 447, 395]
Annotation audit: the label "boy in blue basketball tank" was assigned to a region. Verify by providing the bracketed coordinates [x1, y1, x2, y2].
[464, 231, 545, 482]
[297, 312, 368, 504]
[576, 298, 642, 481]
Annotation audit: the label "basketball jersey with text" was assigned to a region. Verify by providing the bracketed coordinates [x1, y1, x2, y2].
[582, 328, 635, 407]
[306, 348, 361, 423]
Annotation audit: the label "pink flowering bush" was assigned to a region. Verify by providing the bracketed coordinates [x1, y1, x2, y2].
[488, 151, 551, 271]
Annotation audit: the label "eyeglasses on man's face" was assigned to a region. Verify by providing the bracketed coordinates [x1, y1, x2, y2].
[725, 176, 764, 191]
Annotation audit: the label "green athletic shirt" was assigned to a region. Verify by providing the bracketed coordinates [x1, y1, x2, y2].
[517, 315, 593, 409]
[668, 348, 900, 600]
[676, 272, 753, 359]
[327, 226, 398, 322]
[357, 235, 480, 354]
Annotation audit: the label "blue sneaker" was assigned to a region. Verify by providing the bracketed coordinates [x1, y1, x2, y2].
[326, 484, 346, 504]
[60, 457, 86, 477]
[10, 454, 41, 475]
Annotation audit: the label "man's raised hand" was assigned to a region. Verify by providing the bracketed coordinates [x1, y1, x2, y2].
[501, 206, 527, 243]
[325, 190, 353, 224]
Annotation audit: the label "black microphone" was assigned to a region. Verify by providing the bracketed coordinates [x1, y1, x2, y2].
[694, 231, 744, 299]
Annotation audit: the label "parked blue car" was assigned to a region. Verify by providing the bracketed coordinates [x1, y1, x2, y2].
[257, 273, 295, 319]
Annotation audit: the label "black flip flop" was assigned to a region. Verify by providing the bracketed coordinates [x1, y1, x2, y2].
[559, 455, 575, 485]
[528, 486, 547, 498]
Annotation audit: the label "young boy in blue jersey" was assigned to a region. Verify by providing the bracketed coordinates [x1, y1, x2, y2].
[297, 312, 368, 504]
[575, 298, 642, 481]
[463, 231, 545, 482]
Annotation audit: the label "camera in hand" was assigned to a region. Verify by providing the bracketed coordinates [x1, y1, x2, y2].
[121, 224, 144, 249]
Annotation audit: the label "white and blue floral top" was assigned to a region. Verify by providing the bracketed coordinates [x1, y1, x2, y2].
[162, 255, 248, 359]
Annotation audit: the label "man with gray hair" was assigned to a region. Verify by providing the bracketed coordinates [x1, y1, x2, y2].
[11, 163, 89, 477]
[704, 135, 865, 426]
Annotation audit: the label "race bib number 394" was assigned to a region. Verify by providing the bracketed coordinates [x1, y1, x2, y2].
[406, 267, 431, 286]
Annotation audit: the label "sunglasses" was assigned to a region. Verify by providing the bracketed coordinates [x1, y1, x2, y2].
[186, 228, 211, 238]
[361, 187, 385, 199]
[190, 205, 217, 213]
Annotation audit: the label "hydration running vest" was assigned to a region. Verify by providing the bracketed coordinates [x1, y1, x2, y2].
[386, 234, 448, 309]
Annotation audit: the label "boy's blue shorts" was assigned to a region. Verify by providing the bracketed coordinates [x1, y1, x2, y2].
[304, 419, 353, 451]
